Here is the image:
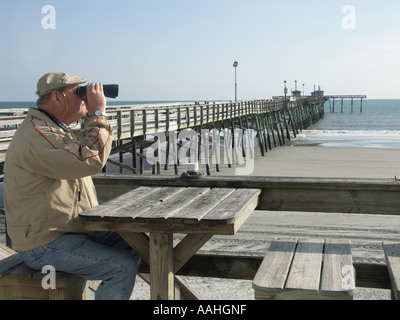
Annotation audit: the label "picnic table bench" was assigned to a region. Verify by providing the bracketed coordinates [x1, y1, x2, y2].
[0, 243, 86, 300]
[252, 238, 356, 300]
[383, 242, 400, 300]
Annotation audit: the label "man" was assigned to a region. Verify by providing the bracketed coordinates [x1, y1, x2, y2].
[3, 72, 140, 300]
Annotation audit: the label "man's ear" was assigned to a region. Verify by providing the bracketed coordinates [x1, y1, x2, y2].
[50, 91, 62, 104]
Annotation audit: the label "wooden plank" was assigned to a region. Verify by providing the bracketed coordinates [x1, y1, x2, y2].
[119, 232, 150, 264]
[167, 188, 236, 223]
[173, 253, 388, 290]
[173, 275, 201, 300]
[320, 239, 355, 298]
[0, 243, 16, 258]
[81, 187, 259, 234]
[119, 233, 200, 300]
[80, 186, 184, 222]
[202, 189, 260, 233]
[285, 239, 324, 292]
[150, 233, 174, 300]
[79, 186, 161, 220]
[252, 239, 297, 299]
[202, 188, 260, 222]
[104, 187, 185, 221]
[93, 175, 400, 215]
[135, 187, 210, 222]
[103, 186, 160, 206]
[0, 255, 24, 278]
[173, 234, 213, 273]
[383, 242, 400, 300]
[0, 130, 15, 138]
[80, 218, 241, 235]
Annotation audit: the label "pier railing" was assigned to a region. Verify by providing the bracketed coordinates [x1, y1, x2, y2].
[105, 99, 288, 139]
[0, 97, 326, 175]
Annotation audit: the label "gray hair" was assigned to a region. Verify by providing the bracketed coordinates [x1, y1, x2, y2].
[36, 88, 67, 107]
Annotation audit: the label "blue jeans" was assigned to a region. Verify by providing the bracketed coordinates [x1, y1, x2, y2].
[18, 232, 141, 300]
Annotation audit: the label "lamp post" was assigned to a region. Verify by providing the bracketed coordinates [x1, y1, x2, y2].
[233, 60, 238, 102]
[284, 80, 287, 99]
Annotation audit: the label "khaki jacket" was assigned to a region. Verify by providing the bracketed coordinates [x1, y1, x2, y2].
[4, 108, 114, 251]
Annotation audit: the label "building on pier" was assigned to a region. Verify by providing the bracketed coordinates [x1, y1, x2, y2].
[311, 86, 324, 99]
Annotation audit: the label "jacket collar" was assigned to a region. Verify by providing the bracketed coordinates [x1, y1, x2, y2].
[34, 108, 71, 132]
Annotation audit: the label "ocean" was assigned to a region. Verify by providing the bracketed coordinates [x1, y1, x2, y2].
[292, 99, 400, 149]
[0, 101, 196, 109]
[1, 99, 399, 149]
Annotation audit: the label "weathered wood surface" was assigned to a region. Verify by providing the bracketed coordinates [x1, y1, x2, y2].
[87, 175, 400, 294]
[285, 239, 325, 292]
[92, 175, 400, 215]
[80, 186, 261, 299]
[252, 238, 355, 300]
[80, 186, 261, 235]
[383, 242, 400, 299]
[321, 239, 354, 292]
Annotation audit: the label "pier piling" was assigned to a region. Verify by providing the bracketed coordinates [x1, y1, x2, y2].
[326, 95, 366, 113]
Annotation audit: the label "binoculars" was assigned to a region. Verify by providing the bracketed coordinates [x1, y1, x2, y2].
[77, 84, 119, 98]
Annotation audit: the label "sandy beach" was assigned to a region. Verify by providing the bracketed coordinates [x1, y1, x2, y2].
[212, 145, 400, 179]
[1, 145, 399, 300]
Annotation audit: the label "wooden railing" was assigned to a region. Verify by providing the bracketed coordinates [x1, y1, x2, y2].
[0, 97, 325, 164]
[105, 99, 288, 140]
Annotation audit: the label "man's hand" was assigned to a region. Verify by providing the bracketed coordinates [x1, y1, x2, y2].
[86, 82, 106, 115]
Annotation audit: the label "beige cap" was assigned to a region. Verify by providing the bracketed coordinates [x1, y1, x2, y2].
[36, 72, 87, 97]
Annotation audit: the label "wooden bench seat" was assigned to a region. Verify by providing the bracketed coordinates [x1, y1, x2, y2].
[382, 242, 400, 300]
[252, 238, 355, 300]
[0, 244, 86, 300]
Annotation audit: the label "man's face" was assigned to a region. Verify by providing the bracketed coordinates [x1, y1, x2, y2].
[62, 84, 87, 123]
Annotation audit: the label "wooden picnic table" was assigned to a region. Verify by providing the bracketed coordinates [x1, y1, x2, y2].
[79, 186, 261, 300]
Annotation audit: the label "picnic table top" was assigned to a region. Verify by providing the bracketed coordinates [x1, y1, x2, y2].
[79, 186, 261, 235]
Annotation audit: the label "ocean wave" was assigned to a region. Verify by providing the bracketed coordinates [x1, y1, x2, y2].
[294, 130, 400, 149]
[296, 130, 400, 137]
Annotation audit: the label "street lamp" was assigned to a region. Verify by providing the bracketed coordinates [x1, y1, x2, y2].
[233, 60, 238, 102]
[284, 80, 287, 99]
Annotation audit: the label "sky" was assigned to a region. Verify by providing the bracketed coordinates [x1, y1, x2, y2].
[1, 0, 400, 101]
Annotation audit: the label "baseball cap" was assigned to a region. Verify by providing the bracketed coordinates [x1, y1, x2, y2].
[36, 72, 87, 97]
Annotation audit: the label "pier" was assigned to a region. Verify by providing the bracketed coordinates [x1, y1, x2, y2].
[326, 95, 367, 113]
[0, 97, 326, 176]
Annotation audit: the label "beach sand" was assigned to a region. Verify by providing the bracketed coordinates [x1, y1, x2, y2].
[1, 145, 399, 300]
[214, 145, 400, 179]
